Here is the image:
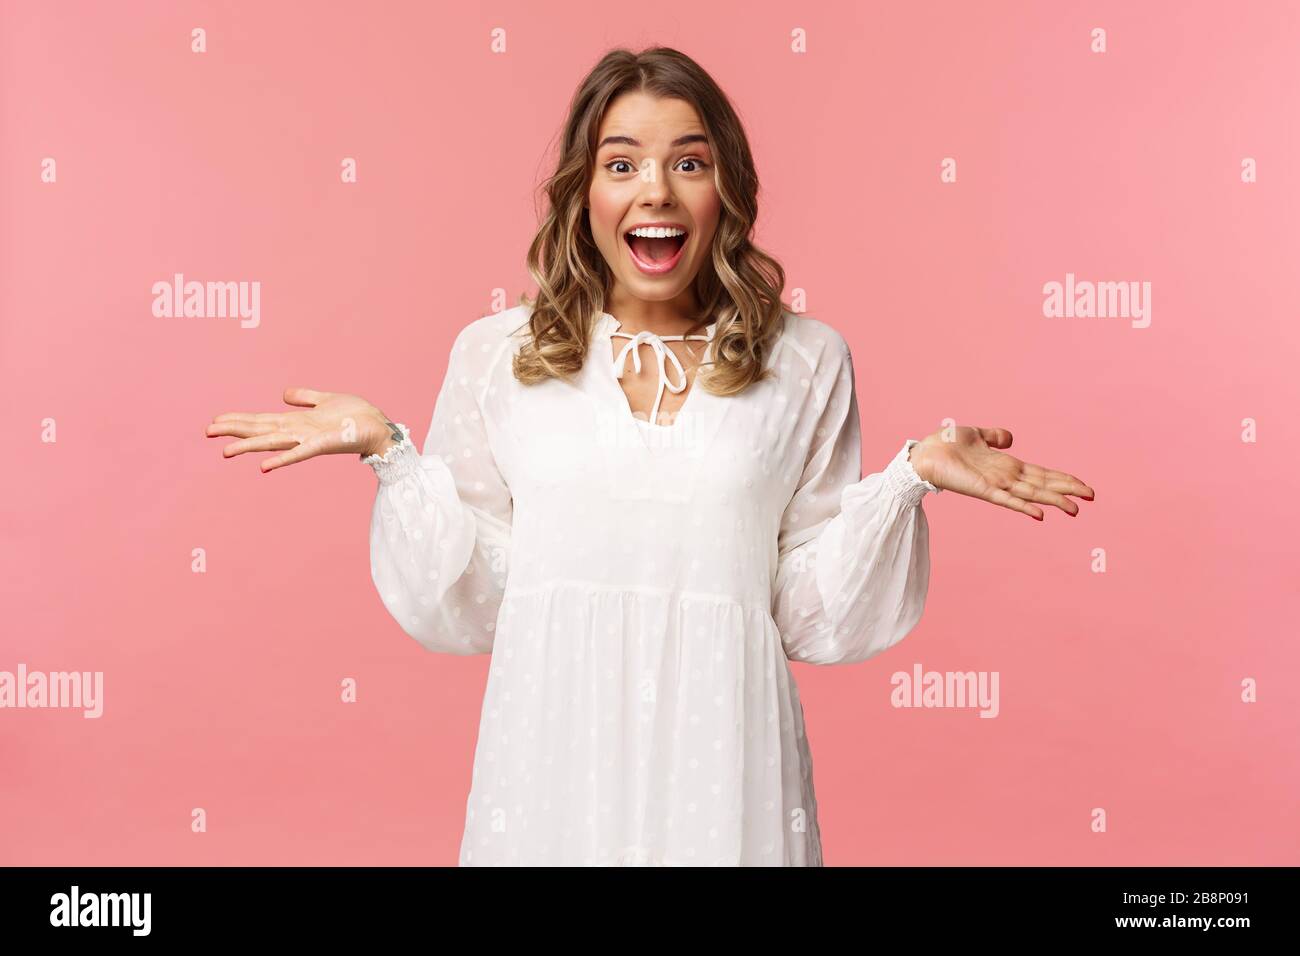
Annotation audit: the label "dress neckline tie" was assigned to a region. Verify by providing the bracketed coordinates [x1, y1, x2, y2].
[603, 313, 715, 426]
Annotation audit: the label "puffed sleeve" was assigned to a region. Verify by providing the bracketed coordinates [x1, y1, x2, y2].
[363, 321, 512, 655]
[770, 333, 940, 665]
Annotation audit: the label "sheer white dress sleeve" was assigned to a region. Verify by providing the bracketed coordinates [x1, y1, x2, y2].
[362, 322, 512, 655]
[770, 332, 941, 665]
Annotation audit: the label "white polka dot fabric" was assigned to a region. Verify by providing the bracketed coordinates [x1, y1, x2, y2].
[363, 305, 940, 865]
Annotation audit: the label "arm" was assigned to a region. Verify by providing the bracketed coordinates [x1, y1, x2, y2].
[770, 335, 940, 665]
[363, 322, 512, 654]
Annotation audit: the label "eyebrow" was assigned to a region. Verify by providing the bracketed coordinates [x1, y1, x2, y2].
[597, 133, 710, 150]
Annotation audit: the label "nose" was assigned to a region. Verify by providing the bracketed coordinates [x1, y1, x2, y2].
[637, 161, 675, 204]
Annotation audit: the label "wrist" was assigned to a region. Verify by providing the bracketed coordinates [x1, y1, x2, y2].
[365, 437, 399, 459]
[906, 440, 937, 488]
[360, 419, 406, 459]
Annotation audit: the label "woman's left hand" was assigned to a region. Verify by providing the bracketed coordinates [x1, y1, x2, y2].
[907, 426, 1094, 521]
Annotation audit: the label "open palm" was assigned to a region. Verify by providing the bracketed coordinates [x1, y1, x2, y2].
[910, 426, 1094, 520]
[206, 387, 395, 472]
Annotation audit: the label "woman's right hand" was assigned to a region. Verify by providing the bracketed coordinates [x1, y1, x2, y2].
[206, 387, 402, 473]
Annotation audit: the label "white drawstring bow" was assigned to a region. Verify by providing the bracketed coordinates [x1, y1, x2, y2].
[610, 329, 711, 425]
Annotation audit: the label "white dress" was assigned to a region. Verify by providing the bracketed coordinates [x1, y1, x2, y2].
[363, 304, 941, 866]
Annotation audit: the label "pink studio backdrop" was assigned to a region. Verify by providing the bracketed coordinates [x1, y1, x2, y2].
[2, 0, 1297, 866]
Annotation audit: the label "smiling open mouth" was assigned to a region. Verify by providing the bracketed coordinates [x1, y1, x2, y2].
[624, 227, 689, 272]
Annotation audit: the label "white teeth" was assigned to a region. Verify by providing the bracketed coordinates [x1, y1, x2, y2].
[627, 226, 687, 239]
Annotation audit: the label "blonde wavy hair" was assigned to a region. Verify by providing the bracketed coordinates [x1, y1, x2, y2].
[513, 46, 789, 396]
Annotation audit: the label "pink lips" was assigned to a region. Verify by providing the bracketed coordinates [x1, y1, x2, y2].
[625, 234, 688, 276]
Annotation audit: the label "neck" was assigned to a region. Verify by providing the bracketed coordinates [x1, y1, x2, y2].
[605, 290, 709, 337]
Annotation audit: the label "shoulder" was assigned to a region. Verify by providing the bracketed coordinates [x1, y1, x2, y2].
[454, 305, 532, 357]
[444, 307, 531, 404]
[773, 310, 853, 379]
[448, 305, 533, 373]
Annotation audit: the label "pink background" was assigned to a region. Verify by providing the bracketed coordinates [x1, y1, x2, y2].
[2, 0, 1297, 865]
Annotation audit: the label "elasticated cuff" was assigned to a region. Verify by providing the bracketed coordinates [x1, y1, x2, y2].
[883, 438, 941, 507]
[362, 422, 422, 484]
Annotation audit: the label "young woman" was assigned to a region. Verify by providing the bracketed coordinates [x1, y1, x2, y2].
[207, 47, 1094, 866]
